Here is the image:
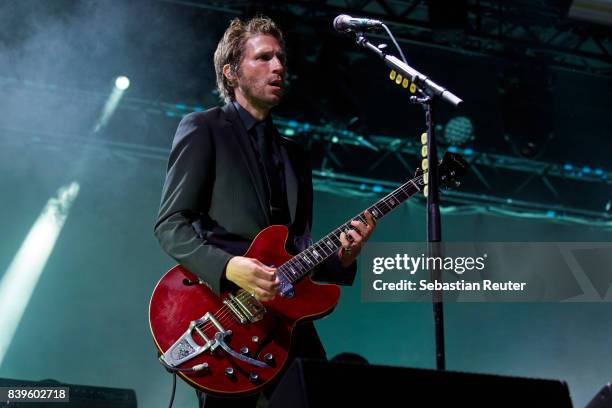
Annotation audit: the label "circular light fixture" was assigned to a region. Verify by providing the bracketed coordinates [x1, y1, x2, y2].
[115, 76, 130, 90]
[443, 116, 474, 146]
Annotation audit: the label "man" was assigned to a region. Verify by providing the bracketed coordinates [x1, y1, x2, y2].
[154, 16, 376, 407]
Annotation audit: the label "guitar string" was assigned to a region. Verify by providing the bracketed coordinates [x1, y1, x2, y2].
[186, 174, 428, 340]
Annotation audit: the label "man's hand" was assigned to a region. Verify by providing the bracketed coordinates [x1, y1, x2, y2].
[225, 256, 279, 301]
[338, 210, 377, 267]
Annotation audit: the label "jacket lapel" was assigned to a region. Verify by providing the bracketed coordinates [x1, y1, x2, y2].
[221, 103, 270, 225]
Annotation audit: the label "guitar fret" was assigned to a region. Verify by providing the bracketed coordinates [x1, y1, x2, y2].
[313, 243, 329, 258]
[319, 240, 332, 253]
[369, 205, 382, 219]
[301, 253, 314, 266]
[287, 265, 298, 278]
[292, 257, 308, 272]
[308, 248, 321, 262]
[278, 266, 291, 281]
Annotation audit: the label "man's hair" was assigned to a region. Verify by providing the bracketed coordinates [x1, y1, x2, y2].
[213, 16, 285, 103]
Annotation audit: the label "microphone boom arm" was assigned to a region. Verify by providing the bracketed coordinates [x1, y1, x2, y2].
[355, 33, 463, 107]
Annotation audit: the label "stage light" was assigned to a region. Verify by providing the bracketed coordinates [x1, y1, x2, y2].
[115, 75, 130, 90]
[0, 182, 80, 367]
[94, 76, 131, 132]
[443, 116, 474, 146]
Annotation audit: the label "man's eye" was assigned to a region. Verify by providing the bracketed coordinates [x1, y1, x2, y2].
[258, 55, 272, 61]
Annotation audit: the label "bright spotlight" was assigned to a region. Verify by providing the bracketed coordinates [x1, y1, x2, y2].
[0, 182, 80, 367]
[94, 76, 130, 132]
[115, 76, 130, 90]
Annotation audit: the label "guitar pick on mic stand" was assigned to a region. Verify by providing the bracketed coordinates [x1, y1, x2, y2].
[351, 29, 463, 371]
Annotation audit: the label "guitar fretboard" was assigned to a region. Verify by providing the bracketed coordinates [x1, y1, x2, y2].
[277, 175, 424, 283]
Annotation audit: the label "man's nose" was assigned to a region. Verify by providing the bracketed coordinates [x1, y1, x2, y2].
[271, 57, 285, 74]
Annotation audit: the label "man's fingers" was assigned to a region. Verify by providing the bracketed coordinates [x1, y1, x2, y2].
[253, 258, 277, 273]
[348, 229, 362, 244]
[252, 287, 275, 302]
[256, 277, 279, 291]
[255, 270, 276, 281]
[339, 232, 350, 247]
[252, 265, 277, 281]
[365, 210, 376, 227]
[351, 219, 368, 236]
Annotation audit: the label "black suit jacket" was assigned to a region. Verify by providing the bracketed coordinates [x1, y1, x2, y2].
[154, 102, 356, 296]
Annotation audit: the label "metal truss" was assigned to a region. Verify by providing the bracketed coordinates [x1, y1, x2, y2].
[1, 74, 609, 226]
[269, 116, 612, 225]
[159, 0, 612, 78]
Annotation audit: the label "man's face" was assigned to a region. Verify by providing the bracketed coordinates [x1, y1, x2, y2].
[234, 34, 286, 110]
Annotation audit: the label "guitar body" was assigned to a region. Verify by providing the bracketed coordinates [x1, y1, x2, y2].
[148, 225, 340, 396]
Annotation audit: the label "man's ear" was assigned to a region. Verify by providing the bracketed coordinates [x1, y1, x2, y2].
[223, 64, 236, 85]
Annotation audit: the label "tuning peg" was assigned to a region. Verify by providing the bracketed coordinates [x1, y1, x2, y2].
[420, 132, 427, 145]
[454, 180, 461, 188]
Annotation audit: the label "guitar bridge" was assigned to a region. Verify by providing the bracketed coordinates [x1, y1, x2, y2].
[160, 312, 227, 368]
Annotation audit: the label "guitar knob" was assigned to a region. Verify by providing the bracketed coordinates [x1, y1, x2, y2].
[225, 367, 235, 377]
[264, 353, 274, 363]
[454, 181, 461, 187]
[240, 346, 249, 355]
[251, 336, 259, 343]
[249, 372, 260, 383]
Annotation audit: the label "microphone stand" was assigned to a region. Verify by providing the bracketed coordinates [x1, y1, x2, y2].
[352, 31, 462, 371]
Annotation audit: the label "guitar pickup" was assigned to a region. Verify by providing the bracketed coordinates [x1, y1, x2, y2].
[224, 291, 266, 324]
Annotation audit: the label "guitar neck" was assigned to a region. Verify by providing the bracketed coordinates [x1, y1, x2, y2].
[278, 174, 424, 282]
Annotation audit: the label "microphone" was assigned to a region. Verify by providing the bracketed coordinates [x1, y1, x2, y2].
[333, 14, 383, 33]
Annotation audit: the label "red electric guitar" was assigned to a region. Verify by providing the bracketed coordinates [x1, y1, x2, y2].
[149, 153, 467, 396]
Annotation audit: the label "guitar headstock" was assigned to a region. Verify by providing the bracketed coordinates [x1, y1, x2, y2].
[414, 152, 468, 188]
[438, 152, 468, 188]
